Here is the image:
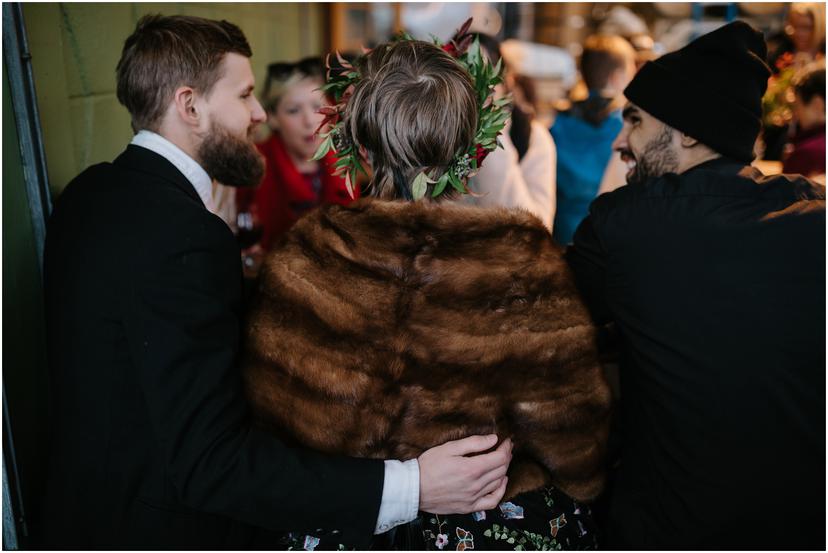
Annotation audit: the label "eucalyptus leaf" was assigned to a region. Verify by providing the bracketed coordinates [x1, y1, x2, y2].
[494, 95, 513, 108]
[355, 157, 369, 176]
[344, 170, 355, 199]
[411, 171, 435, 201]
[311, 134, 333, 161]
[448, 171, 465, 193]
[432, 173, 449, 197]
[493, 57, 502, 78]
[467, 36, 481, 66]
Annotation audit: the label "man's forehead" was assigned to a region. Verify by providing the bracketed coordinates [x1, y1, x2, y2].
[219, 52, 255, 87]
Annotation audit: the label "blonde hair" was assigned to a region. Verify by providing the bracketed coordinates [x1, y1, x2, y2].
[789, 2, 826, 53]
[261, 57, 324, 113]
[343, 40, 478, 200]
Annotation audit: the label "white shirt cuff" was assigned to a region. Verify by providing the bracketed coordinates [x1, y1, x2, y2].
[374, 458, 420, 534]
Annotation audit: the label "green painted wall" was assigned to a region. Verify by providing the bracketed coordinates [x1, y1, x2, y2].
[2, 62, 51, 545]
[22, 2, 325, 197]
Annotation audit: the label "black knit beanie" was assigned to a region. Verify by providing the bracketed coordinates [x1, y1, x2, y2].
[624, 21, 771, 163]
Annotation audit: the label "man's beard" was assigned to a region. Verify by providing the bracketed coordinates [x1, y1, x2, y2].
[626, 125, 679, 186]
[197, 121, 265, 187]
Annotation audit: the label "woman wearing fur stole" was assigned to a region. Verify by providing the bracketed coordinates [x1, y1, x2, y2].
[242, 27, 611, 551]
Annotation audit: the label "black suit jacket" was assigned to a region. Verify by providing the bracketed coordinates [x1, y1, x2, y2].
[567, 158, 826, 549]
[41, 145, 383, 549]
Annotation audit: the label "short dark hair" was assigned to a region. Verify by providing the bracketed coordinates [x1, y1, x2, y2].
[344, 40, 478, 200]
[793, 60, 826, 104]
[116, 14, 252, 131]
[580, 34, 635, 91]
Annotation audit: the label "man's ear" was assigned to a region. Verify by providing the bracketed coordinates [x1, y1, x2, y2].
[812, 95, 826, 120]
[679, 133, 700, 148]
[173, 86, 200, 127]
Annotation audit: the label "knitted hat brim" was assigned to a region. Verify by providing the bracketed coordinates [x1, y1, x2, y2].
[624, 60, 761, 163]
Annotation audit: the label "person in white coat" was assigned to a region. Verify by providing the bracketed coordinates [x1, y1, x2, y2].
[464, 35, 557, 231]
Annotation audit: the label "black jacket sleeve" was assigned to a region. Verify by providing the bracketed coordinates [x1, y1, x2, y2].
[565, 208, 613, 326]
[123, 211, 384, 544]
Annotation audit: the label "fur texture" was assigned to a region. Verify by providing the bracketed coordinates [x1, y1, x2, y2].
[242, 198, 611, 501]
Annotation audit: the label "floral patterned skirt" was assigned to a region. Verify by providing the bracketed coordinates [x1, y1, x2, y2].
[418, 487, 598, 551]
[277, 486, 598, 550]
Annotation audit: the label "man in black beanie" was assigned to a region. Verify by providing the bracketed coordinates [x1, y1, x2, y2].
[567, 21, 825, 549]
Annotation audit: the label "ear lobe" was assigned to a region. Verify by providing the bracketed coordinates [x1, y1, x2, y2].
[173, 86, 199, 126]
[814, 96, 826, 115]
[680, 133, 699, 148]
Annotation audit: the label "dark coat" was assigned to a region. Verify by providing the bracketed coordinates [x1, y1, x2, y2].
[566, 157, 826, 549]
[243, 198, 612, 503]
[41, 145, 383, 549]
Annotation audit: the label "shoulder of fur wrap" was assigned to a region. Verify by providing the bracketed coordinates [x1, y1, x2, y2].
[242, 198, 611, 501]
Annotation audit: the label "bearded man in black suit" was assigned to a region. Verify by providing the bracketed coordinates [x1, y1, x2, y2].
[41, 14, 512, 549]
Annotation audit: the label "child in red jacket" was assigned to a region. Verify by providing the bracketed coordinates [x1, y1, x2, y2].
[237, 57, 357, 260]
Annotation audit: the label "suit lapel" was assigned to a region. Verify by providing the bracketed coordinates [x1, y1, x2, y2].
[114, 145, 205, 207]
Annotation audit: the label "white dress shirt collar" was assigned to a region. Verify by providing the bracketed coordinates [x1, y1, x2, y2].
[130, 130, 215, 212]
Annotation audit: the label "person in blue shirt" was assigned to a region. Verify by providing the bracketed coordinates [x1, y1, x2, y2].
[551, 34, 636, 245]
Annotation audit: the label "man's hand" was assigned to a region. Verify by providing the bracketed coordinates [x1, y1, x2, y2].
[418, 435, 512, 514]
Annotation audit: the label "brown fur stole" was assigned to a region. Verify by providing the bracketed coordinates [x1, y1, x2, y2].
[242, 198, 611, 502]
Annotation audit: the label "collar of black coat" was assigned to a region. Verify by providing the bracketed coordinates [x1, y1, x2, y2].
[682, 155, 747, 177]
[655, 155, 824, 200]
[114, 145, 203, 206]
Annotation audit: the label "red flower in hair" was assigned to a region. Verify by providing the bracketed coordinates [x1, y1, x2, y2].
[440, 18, 474, 59]
[442, 42, 458, 57]
[473, 143, 488, 165]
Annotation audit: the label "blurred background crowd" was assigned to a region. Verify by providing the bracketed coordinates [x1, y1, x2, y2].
[17, 2, 828, 268]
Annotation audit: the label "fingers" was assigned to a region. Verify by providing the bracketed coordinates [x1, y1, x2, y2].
[473, 471, 508, 501]
[473, 462, 510, 499]
[472, 476, 508, 512]
[441, 434, 499, 456]
[466, 437, 512, 475]
[494, 437, 513, 455]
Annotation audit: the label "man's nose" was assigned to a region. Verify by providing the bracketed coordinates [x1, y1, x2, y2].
[612, 126, 629, 152]
[251, 98, 266, 124]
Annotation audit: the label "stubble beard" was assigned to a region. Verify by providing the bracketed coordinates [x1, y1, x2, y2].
[197, 121, 265, 188]
[627, 124, 680, 186]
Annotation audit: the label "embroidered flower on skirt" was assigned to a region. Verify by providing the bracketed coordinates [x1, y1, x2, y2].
[499, 501, 525, 520]
[303, 535, 321, 551]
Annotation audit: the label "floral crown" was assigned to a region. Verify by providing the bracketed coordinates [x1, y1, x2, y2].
[312, 19, 512, 200]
